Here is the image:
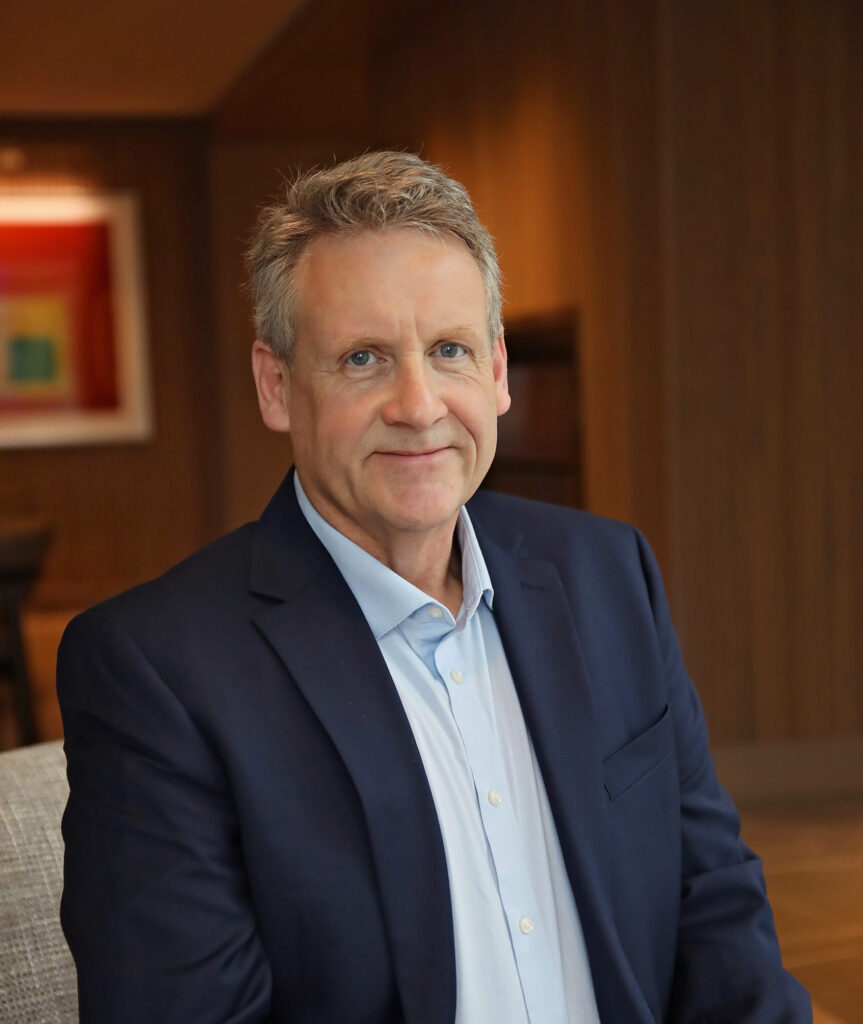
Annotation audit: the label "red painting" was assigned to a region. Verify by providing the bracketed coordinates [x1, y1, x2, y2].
[0, 194, 151, 447]
[0, 222, 120, 412]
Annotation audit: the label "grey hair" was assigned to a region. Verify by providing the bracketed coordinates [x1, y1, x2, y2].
[246, 151, 503, 363]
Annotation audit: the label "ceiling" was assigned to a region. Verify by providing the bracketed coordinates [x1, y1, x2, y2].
[0, 0, 306, 117]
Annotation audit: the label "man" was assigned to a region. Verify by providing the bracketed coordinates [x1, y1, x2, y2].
[59, 152, 810, 1022]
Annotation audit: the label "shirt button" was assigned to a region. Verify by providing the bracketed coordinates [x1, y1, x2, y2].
[450, 669, 464, 684]
[519, 916, 534, 935]
[488, 789, 502, 806]
[428, 606, 444, 619]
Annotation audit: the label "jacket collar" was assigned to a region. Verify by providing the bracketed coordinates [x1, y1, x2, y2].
[250, 470, 456, 1024]
[469, 501, 654, 1022]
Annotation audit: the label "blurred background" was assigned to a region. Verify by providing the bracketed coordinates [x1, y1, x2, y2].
[0, 0, 861, 1016]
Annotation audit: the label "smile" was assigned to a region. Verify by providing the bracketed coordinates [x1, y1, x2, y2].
[376, 447, 452, 459]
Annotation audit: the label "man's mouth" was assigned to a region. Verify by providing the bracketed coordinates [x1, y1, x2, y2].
[376, 446, 451, 459]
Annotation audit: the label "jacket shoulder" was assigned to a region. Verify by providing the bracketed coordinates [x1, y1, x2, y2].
[468, 487, 640, 558]
[69, 522, 258, 637]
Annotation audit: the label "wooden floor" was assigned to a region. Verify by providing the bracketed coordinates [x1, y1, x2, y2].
[741, 800, 863, 1023]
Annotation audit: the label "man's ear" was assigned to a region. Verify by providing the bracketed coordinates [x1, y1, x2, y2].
[251, 340, 292, 433]
[493, 328, 511, 417]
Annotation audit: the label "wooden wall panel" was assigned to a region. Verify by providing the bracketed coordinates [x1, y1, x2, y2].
[214, 0, 380, 139]
[661, 1, 784, 742]
[662, 0, 863, 742]
[578, 0, 668, 567]
[0, 121, 217, 608]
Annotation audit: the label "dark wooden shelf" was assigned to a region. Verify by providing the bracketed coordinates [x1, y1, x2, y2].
[487, 310, 582, 508]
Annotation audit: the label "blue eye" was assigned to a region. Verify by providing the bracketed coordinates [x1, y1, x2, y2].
[438, 342, 466, 358]
[347, 350, 377, 367]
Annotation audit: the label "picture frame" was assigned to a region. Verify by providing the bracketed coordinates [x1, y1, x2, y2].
[0, 192, 152, 447]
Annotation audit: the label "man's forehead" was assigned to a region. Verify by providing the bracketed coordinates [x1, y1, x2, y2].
[292, 228, 487, 335]
[298, 224, 472, 269]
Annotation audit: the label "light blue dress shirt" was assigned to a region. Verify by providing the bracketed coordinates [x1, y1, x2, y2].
[295, 475, 600, 1024]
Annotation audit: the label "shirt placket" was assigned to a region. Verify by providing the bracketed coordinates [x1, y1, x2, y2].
[431, 621, 568, 1024]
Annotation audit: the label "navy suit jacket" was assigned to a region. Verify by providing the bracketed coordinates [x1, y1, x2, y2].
[59, 472, 811, 1022]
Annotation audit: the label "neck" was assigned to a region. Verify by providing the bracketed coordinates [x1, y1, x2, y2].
[323, 508, 464, 616]
[295, 477, 466, 616]
[384, 530, 464, 617]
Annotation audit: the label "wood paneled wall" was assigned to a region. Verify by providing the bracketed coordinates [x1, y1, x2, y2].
[0, 121, 217, 608]
[212, 0, 863, 750]
[661, 0, 863, 742]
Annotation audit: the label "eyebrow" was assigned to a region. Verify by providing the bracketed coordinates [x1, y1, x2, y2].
[337, 324, 483, 349]
[436, 324, 482, 341]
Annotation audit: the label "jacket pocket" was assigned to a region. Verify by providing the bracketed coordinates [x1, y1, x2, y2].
[602, 704, 672, 800]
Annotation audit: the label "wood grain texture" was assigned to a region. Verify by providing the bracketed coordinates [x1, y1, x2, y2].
[740, 798, 863, 1023]
[661, 0, 863, 740]
[213, 0, 382, 139]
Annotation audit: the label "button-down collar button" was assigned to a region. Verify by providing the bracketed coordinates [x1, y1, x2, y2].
[518, 916, 534, 934]
[488, 789, 502, 806]
[428, 605, 444, 619]
[450, 669, 464, 684]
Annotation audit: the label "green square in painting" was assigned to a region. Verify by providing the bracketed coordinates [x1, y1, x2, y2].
[8, 336, 57, 383]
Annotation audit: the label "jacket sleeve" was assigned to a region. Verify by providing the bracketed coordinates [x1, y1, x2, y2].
[57, 608, 272, 1024]
[633, 530, 812, 1023]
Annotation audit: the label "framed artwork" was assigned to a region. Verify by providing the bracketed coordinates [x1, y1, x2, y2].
[0, 192, 152, 447]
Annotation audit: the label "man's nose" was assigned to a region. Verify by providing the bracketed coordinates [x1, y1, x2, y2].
[380, 360, 447, 429]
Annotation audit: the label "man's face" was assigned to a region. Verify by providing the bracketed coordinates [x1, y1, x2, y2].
[257, 227, 509, 560]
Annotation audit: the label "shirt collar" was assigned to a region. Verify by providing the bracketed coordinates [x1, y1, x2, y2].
[293, 472, 494, 640]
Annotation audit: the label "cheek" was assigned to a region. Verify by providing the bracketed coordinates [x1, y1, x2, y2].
[314, 400, 376, 455]
[452, 389, 499, 443]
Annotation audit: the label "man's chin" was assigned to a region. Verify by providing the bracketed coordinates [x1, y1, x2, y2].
[370, 488, 466, 537]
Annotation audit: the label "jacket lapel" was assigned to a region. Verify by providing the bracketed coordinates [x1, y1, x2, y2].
[249, 475, 455, 1024]
[473, 510, 655, 1023]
